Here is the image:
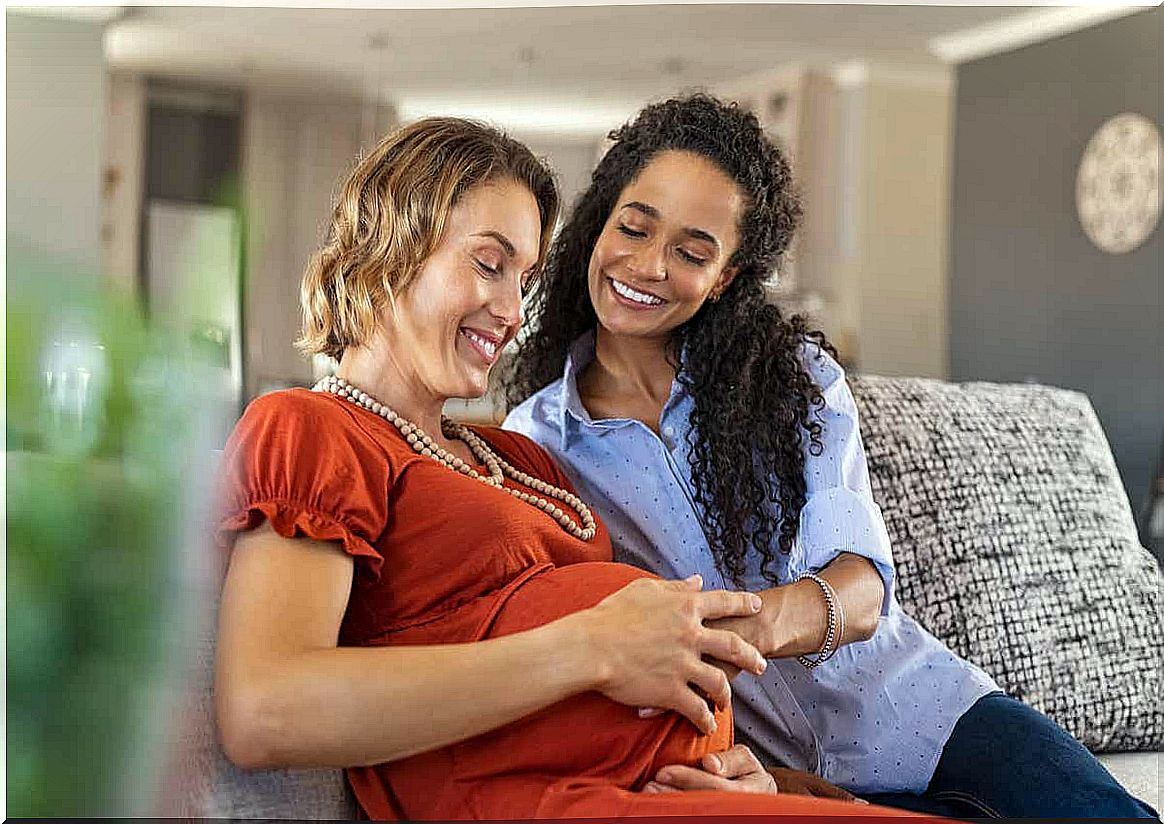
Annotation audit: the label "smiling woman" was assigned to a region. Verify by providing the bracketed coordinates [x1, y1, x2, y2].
[335, 177, 539, 406]
[502, 93, 1159, 819]
[294, 118, 554, 411]
[589, 152, 743, 331]
[212, 116, 923, 820]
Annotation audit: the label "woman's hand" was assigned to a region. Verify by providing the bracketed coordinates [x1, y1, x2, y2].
[643, 744, 777, 795]
[764, 767, 865, 802]
[644, 745, 865, 802]
[706, 553, 885, 660]
[580, 574, 767, 735]
[705, 612, 770, 665]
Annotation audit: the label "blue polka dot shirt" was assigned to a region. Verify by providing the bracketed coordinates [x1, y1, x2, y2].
[504, 331, 999, 794]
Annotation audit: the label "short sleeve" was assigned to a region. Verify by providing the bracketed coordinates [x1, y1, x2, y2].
[216, 390, 389, 579]
[785, 346, 895, 614]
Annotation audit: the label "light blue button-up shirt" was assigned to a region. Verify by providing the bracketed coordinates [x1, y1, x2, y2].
[503, 331, 999, 794]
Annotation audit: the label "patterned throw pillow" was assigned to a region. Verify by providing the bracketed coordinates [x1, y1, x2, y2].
[850, 375, 1163, 752]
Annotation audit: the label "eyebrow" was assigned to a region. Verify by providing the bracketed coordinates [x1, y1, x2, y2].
[473, 229, 541, 276]
[472, 230, 516, 258]
[620, 201, 721, 252]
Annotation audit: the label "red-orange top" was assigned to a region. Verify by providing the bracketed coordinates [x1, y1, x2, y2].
[217, 388, 927, 820]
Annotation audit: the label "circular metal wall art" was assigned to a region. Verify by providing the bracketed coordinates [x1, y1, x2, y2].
[1075, 112, 1161, 255]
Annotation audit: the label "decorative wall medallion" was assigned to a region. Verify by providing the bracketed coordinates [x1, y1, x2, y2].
[1075, 113, 1161, 254]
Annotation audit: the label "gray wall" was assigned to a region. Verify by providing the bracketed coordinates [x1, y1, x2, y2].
[6, 12, 106, 272]
[949, 7, 1162, 528]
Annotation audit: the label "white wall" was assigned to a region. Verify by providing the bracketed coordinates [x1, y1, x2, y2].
[855, 69, 953, 378]
[713, 62, 955, 377]
[714, 66, 856, 357]
[6, 12, 107, 273]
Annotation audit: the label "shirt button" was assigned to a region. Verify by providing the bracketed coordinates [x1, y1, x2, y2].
[663, 425, 675, 437]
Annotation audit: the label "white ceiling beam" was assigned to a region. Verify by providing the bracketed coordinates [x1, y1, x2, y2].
[8, 5, 126, 24]
[928, 4, 1151, 64]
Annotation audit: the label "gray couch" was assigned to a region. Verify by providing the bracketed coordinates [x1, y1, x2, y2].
[163, 376, 1162, 817]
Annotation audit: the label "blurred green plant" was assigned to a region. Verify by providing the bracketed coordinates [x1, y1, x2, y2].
[6, 239, 227, 816]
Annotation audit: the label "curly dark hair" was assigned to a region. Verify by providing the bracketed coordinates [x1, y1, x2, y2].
[504, 93, 836, 586]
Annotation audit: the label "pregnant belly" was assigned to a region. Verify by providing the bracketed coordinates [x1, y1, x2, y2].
[452, 561, 733, 787]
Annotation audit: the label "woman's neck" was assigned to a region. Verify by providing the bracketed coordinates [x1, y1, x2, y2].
[585, 327, 678, 408]
[336, 340, 447, 439]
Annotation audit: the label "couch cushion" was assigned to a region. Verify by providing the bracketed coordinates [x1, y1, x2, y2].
[1097, 752, 1161, 811]
[159, 585, 359, 819]
[850, 376, 1163, 753]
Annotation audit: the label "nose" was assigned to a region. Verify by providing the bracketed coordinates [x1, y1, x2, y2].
[626, 237, 667, 282]
[489, 273, 524, 330]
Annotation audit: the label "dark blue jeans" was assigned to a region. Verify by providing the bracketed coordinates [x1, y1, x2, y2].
[865, 692, 1159, 819]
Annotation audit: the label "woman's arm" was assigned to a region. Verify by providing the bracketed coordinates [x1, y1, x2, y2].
[707, 350, 891, 660]
[707, 552, 884, 660]
[216, 523, 767, 770]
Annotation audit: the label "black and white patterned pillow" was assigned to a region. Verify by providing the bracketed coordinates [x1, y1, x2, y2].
[850, 375, 1163, 752]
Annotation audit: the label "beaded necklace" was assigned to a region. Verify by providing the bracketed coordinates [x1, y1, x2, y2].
[314, 375, 597, 541]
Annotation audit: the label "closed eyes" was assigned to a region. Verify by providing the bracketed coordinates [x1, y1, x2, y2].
[619, 224, 708, 267]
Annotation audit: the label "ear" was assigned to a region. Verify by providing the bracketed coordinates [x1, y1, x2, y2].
[710, 265, 740, 301]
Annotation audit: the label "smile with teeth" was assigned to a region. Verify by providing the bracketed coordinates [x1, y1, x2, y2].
[609, 277, 665, 307]
[460, 328, 500, 362]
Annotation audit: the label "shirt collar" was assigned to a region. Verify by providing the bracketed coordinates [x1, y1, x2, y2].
[556, 329, 696, 450]
[557, 330, 598, 449]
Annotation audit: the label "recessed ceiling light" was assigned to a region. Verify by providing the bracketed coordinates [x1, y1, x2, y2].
[398, 97, 636, 138]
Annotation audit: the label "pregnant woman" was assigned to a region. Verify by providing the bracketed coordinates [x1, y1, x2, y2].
[213, 116, 923, 819]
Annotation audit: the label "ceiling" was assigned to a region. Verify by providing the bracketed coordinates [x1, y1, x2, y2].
[100, 4, 1096, 135]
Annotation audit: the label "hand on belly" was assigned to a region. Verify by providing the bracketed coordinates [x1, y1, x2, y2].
[455, 561, 734, 787]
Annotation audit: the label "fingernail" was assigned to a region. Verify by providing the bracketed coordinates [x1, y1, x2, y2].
[644, 782, 661, 793]
[691, 574, 703, 588]
[707, 755, 722, 773]
[755, 659, 767, 674]
[638, 707, 662, 718]
[854, 798, 870, 805]
[708, 717, 717, 734]
[750, 594, 762, 612]
[656, 770, 673, 782]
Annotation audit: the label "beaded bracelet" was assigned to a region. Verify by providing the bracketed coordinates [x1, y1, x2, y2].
[796, 573, 845, 670]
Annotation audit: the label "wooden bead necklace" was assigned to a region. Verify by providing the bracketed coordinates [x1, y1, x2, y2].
[315, 375, 597, 541]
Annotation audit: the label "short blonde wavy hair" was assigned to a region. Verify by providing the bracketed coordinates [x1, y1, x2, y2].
[296, 117, 559, 361]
